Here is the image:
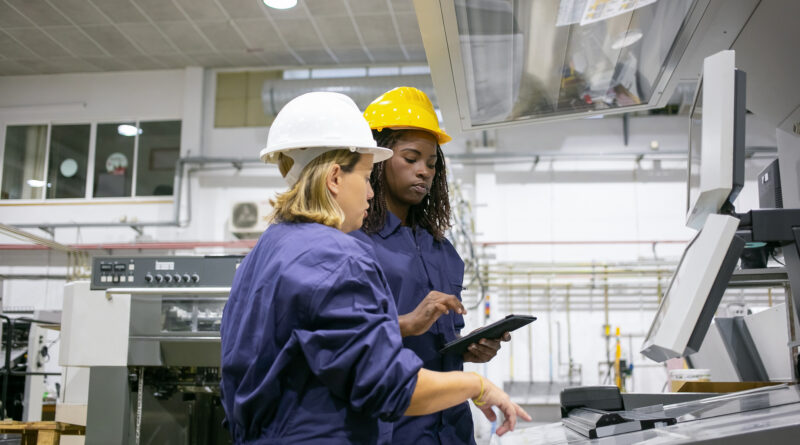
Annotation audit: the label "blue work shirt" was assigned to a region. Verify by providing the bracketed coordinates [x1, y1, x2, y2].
[221, 221, 423, 444]
[352, 212, 475, 445]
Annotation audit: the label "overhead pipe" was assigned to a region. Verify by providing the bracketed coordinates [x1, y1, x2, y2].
[261, 75, 434, 115]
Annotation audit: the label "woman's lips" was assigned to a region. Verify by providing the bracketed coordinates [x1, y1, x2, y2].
[411, 184, 427, 195]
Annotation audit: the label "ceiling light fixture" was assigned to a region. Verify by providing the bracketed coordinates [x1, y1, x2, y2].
[263, 0, 297, 10]
[117, 124, 142, 137]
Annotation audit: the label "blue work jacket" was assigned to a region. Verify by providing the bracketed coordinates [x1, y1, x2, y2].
[221, 221, 423, 444]
[352, 212, 475, 445]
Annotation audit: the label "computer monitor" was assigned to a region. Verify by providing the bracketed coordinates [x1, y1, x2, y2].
[686, 50, 746, 231]
[640, 213, 745, 362]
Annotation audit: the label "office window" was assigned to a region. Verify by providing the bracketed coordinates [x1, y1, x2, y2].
[136, 120, 181, 196]
[1, 125, 48, 199]
[47, 124, 90, 199]
[94, 123, 135, 198]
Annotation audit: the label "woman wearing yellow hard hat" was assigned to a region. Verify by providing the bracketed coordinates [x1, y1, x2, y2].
[353, 87, 514, 445]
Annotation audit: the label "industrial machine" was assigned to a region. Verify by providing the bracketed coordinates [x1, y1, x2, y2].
[59, 255, 243, 445]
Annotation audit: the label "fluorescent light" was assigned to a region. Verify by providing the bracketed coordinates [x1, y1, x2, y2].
[117, 124, 141, 137]
[263, 0, 297, 9]
[27, 179, 46, 187]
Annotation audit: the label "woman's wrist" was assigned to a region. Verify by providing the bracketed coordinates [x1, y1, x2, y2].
[468, 372, 486, 405]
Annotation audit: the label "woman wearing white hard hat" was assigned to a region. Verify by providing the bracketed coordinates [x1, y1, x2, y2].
[220, 92, 529, 444]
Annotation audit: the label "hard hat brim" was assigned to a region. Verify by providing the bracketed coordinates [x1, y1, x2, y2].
[260, 143, 392, 164]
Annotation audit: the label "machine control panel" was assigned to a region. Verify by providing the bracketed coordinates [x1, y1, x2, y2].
[91, 256, 244, 290]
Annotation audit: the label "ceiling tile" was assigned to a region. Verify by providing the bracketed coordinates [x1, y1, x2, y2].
[223, 52, 267, 66]
[315, 16, 361, 47]
[396, 13, 422, 46]
[347, 0, 389, 15]
[5, 1, 70, 26]
[149, 53, 197, 68]
[4, 28, 71, 58]
[305, 0, 347, 17]
[13, 58, 60, 74]
[217, 0, 267, 19]
[89, 0, 149, 24]
[389, 0, 414, 13]
[48, 0, 109, 25]
[0, 59, 35, 75]
[257, 48, 299, 66]
[0, 31, 36, 59]
[355, 15, 399, 47]
[45, 57, 103, 73]
[160, 22, 213, 53]
[197, 22, 247, 52]
[173, 0, 226, 22]
[332, 47, 371, 64]
[405, 47, 427, 62]
[0, 2, 32, 27]
[81, 25, 143, 56]
[234, 20, 283, 49]
[131, 0, 185, 22]
[273, 19, 321, 47]
[118, 23, 176, 54]
[120, 55, 166, 70]
[82, 56, 134, 71]
[42, 27, 107, 56]
[293, 48, 335, 65]
[368, 45, 407, 63]
[188, 53, 232, 66]
[265, 5, 307, 21]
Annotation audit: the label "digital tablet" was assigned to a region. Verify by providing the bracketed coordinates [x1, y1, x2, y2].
[439, 314, 537, 355]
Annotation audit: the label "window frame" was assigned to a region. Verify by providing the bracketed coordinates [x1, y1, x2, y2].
[0, 118, 181, 203]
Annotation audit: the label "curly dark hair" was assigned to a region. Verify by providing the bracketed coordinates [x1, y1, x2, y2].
[362, 128, 451, 241]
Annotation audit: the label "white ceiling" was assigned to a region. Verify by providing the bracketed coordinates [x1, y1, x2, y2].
[0, 0, 425, 75]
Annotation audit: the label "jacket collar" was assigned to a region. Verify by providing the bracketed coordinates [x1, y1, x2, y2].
[378, 211, 403, 239]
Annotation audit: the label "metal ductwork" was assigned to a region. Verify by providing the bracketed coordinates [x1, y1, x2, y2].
[261, 75, 435, 116]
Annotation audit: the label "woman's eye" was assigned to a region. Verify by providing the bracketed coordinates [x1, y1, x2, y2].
[427, 164, 436, 170]
[404, 158, 416, 164]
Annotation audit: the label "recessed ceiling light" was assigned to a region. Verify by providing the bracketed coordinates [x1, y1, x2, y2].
[263, 0, 297, 10]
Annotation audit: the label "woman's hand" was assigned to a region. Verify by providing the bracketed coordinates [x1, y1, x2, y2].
[472, 374, 531, 436]
[399, 291, 466, 337]
[463, 332, 511, 363]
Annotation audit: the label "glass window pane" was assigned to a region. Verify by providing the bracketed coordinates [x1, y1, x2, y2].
[94, 122, 135, 197]
[47, 124, 90, 199]
[136, 120, 181, 196]
[453, 0, 694, 125]
[2, 125, 48, 200]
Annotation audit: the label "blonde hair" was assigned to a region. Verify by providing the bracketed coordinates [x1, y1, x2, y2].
[269, 149, 362, 229]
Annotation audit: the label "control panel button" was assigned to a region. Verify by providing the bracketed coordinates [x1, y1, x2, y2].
[165, 274, 173, 283]
[173, 274, 182, 283]
[155, 274, 164, 283]
[145, 273, 154, 283]
[191, 274, 200, 283]
[182, 274, 191, 283]
[100, 264, 112, 271]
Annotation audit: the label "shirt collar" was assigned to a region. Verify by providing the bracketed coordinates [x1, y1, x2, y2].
[378, 211, 403, 239]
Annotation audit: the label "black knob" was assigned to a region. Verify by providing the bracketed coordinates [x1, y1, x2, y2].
[144, 273, 154, 283]
[191, 274, 200, 282]
[165, 274, 173, 283]
[172, 274, 182, 283]
[182, 274, 191, 283]
[155, 274, 164, 283]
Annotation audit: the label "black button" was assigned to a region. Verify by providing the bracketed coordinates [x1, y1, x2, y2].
[114, 264, 126, 271]
[100, 264, 112, 271]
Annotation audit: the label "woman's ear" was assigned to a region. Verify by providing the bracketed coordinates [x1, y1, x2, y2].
[326, 164, 343, 197]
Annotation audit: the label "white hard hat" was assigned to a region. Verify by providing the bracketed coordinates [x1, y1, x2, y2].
[260, 92, 393, 186]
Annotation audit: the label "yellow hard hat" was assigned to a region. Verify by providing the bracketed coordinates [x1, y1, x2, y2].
[364, 87, 451, 144]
